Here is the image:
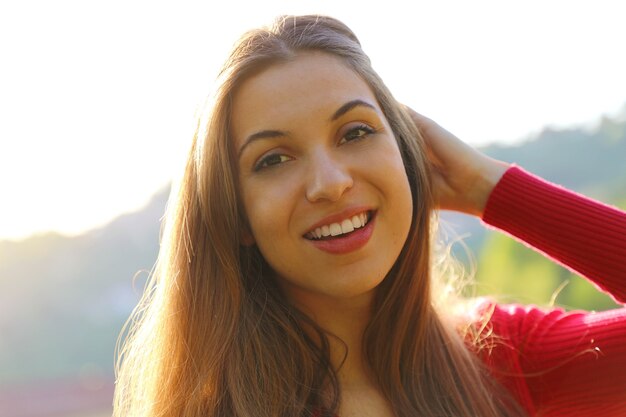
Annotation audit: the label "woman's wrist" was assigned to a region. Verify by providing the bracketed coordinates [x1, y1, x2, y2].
[474, 159, 510, 217]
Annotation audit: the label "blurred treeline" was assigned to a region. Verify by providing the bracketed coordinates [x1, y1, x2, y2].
[0, 106, 624, 415]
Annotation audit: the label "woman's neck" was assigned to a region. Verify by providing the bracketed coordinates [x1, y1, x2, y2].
[289, 289, 397, 416]
[290, 288, 377, 388]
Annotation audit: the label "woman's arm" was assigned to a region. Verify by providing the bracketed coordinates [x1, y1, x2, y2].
[407, 108, 626, 295]
[482, 166, 626, 301]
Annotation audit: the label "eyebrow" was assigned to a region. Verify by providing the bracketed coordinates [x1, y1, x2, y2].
[238, 129, 289, 158]
[238, 99, 377, 158]
[330, 99, 376, 121]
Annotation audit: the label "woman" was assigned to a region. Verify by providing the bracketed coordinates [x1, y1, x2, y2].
[114, 15, 626, 417]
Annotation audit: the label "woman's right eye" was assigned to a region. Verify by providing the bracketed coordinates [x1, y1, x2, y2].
[254, 153, 293, 171]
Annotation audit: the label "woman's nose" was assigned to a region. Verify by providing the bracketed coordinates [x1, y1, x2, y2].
[305, 152, 354, 203]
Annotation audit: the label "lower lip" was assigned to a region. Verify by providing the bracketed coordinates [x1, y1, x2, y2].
[307, 215, 375, 254]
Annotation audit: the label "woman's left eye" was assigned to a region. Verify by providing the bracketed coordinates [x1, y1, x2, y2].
[339, 124, 376, 144]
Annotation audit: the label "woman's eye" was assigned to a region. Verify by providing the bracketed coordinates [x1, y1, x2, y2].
[340, 124, 375, 144]
[254, 153, 292, 171]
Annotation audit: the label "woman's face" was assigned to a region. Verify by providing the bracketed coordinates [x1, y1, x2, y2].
[232, 52, 413, 305]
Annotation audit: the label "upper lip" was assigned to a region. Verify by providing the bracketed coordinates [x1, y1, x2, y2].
[303, 206, 373, 236]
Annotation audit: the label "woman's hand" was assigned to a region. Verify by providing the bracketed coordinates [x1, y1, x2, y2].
[405, 107, 510, 217]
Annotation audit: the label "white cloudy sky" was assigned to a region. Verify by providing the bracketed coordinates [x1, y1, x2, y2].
[1, 0, 625, 240]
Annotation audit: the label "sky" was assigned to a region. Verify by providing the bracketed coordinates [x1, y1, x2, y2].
[1, 0, 625, 241]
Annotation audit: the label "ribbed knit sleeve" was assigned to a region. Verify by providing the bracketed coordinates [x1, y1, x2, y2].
[477, 165, 626, 416]
[482, 165, 626, 302]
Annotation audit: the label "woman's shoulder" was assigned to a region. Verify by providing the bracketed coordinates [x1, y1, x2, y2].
[469, 298, 626, 350]
[466, 299, 626, 415]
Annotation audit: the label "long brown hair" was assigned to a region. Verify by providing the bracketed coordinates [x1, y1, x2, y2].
[114, 15, 526, 417]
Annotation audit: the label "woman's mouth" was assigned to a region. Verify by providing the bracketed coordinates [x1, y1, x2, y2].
[304, 211, 373, 240]
[304, 210, 376, 255]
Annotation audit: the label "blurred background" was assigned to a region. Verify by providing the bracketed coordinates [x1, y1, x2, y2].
[1, 1, 625, 416]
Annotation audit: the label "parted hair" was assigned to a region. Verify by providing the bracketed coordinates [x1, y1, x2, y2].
[113, 15, 526, 417]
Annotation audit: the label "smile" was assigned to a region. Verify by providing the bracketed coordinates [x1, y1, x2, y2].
[305, 211, 372, 240]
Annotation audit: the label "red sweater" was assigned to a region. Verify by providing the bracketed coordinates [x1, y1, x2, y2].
[480, 165, 626, 416]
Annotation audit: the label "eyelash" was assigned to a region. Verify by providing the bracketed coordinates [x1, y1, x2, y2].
[339, 124, 376, 144]
[253, 124, 376, 172]
[253, 153, 293, 171]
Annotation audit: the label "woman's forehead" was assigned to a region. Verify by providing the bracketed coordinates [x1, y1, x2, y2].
[230, 52, 380, 145]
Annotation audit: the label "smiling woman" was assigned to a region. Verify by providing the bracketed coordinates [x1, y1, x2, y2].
[113, 14, 626, 417]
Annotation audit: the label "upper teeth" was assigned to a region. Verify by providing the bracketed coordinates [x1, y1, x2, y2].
[308, 212, 369, 240]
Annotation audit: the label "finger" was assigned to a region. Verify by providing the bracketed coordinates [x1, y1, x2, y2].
[402, 106, 444, 165]
[404, 107, 458, 153]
